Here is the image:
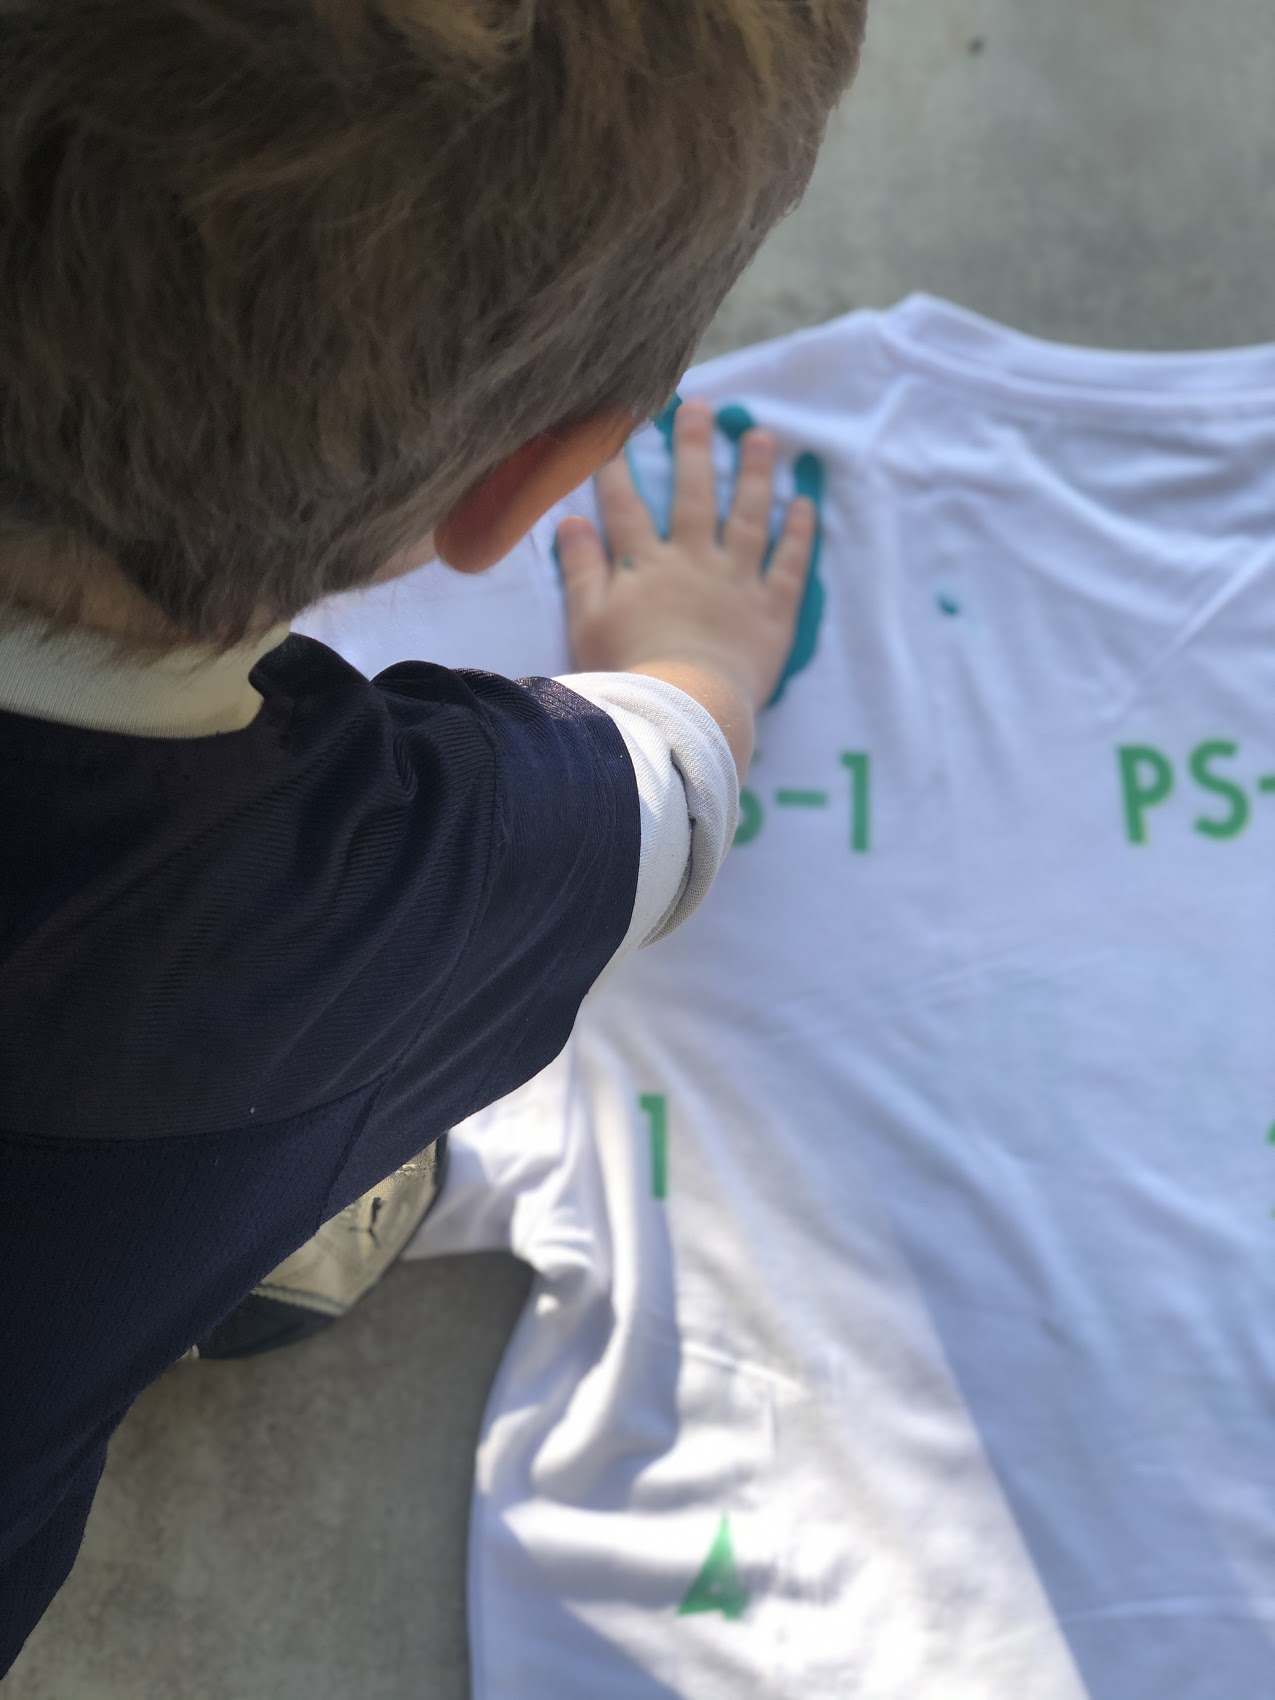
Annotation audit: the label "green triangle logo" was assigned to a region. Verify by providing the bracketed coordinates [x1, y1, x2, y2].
[677, 1515, 750, 1622]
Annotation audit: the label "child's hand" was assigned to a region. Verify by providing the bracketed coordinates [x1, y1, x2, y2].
[555, 399, 816, 713]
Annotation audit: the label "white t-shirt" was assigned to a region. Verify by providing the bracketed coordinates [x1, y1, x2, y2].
[318, 293, 1275, 1700]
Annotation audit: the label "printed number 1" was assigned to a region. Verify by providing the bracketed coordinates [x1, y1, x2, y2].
[840, 751, 871, 853]
[639, 1093, 668, 1200]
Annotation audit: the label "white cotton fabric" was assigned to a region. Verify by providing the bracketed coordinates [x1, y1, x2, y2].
[557, 673, 739, 952]
[307, 294, 1275, 1700]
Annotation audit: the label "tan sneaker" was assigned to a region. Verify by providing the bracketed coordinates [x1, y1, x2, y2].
[189, 1137, 447, 1360]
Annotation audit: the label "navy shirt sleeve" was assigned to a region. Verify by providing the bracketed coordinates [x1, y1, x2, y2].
[0, 635, 640, 1672]
[324, 659, 644, 1208]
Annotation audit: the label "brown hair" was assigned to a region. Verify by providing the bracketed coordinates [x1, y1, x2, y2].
[0, 0, 866, 647]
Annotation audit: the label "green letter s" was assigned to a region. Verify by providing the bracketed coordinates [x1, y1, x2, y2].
[1190, 740, 1250, 840]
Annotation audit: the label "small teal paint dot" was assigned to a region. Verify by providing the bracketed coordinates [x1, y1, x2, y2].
[937, 594, 961, 616]
[1267, 1123, 1275, 1143]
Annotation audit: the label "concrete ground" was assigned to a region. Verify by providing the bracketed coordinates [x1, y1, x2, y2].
[8, 1, 1275, 1695]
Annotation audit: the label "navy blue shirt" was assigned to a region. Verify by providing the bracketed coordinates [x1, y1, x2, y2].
[0, 634, 640, 1670]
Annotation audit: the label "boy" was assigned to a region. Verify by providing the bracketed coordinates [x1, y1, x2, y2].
[0, 0, 866, 1668]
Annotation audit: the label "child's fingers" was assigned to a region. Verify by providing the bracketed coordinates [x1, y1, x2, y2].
[721, 429, 776, 567]
[594, 454, 660, 560]
[766, 497, 817, 605]
[669, 399, 718, 550]
[555, 515, 610, 623]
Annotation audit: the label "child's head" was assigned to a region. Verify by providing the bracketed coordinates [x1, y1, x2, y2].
[0, 0, 866, 649]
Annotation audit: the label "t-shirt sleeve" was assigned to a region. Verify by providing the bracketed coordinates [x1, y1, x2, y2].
[553, 672, 740, 955]
[361, 666, 644, 1129]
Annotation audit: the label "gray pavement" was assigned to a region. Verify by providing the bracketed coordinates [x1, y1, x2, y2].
[7, 1, 1275, 1694]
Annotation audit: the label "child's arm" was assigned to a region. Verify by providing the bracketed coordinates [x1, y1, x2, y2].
[554, 396, 815, 952]
[555, 398, 816, 783]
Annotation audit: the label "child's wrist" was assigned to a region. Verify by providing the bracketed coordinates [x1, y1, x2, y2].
[622, 658, 756, 780]
[613, 648, 762, 712]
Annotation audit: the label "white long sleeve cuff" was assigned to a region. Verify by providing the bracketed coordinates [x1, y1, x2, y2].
[554, 672, 740, 957]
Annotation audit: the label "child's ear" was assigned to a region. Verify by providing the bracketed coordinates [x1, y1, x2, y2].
[435, 408, 635, 574]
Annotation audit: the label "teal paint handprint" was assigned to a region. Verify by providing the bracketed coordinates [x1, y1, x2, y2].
[627, 396, 826, 708]
[551, 393, 827, 706]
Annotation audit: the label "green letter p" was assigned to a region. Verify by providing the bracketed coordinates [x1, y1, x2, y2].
[1118, 746, 1174, 845]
